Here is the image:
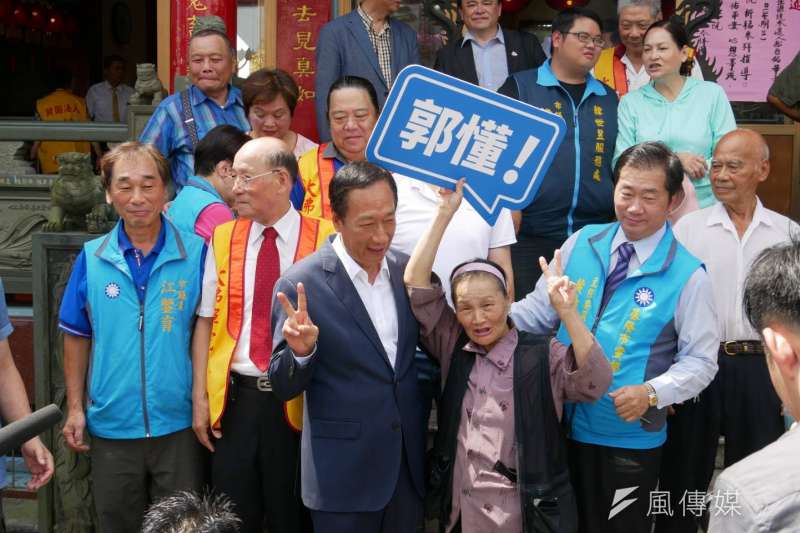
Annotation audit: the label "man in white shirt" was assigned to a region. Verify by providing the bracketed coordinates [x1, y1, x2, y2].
[192, 137, 332, 533]
[663, 129, 799, 533]
[390, 175, 516, 436]
[86, 55, 135, 123]
[594, 0, 702, 97]
[269, 161, 425, 533]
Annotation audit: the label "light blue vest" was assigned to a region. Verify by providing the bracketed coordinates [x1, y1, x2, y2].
[167, 176, 231, 237]
[556, 223, 702, 449]
[83, 219, 204, 439]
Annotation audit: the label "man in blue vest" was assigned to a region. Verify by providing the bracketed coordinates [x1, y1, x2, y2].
[59, 142, 207, 533]
[167, 124, 250, 242]
[510, 142, 719, 533]
[499, 7, 618, 300]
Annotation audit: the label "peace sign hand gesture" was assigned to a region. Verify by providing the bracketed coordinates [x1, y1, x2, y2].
[276, 282, 318, 357]
[539, 249, 577, 316]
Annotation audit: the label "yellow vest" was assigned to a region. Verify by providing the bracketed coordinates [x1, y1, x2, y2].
[298, 143, 337, 220]
[595, 47, 628, 97]
[35, 89, 91, 174]
[207, 215, 335, 431]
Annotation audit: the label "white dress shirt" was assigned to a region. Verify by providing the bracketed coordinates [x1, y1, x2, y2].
[510, 224, 719, 408]
[621, 53, 704, 92]
[85, 81, 135, 122]
[390, 175, 516, 305]
[674, 199, 799, 341]
[199, 208, 301, 376]
[330, 234, 399, 368]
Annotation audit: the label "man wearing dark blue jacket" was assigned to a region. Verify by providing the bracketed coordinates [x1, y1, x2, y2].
[499, 7, 618, 300]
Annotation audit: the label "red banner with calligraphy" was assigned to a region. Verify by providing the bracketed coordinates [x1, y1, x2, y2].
[276, 0, 331, 143]
[170, 0, 238, 92]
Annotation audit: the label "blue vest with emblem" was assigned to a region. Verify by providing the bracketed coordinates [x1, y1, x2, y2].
[556, 223, 701, 449]
[167, 176, 231, 237]
[83, 219, 204, 439]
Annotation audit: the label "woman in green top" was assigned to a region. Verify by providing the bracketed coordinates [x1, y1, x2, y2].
[614, 19, 736, 212]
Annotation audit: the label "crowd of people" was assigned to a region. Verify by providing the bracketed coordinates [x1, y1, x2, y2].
[3, 0, 800, 532]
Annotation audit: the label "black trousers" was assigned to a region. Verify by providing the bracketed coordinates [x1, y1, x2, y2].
[211, 376, 310, 533]
[510, 235, 562, 301]
[655, 352, 784, 533]
[568, 439, 662, 533]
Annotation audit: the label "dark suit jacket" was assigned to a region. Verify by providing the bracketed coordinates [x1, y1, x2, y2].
[269, 241, 424, 512]
[314, 9, 420, 142]
[433, 28, 546, 87]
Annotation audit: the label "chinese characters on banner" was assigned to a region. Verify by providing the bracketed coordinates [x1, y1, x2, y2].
[368, 66, 565, 225]
[170, 0, 237, 92]
[692, 0, 800, 101]
[276, 0, 331, 142]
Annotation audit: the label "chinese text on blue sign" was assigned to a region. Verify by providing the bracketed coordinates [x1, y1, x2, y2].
[367, 65, 566, 224]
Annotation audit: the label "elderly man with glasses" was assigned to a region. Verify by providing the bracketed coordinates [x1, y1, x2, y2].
[192, 136, 333, 533]
[499, 7, 618, 300]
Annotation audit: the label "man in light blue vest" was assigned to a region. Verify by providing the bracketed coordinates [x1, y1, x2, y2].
[510, 142, 719, 533]
[59, 142, 207, 533]
[167, 124, 250, 243]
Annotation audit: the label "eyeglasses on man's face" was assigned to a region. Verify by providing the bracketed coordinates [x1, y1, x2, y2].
[563, 31, 605, 48]
[224, 168, 282, 186]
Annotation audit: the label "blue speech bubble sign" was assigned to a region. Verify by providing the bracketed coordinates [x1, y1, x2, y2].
[367, 65, 566, 225]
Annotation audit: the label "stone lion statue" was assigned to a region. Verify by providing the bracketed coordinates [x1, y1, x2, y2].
[129, 63, 165, 106]
[45, 152, 116, 233]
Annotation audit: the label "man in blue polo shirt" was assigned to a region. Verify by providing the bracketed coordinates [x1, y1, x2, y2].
[499, 7, 618, 300]
[510, 142, 719, 533]
[0, 278, 54, 533]
[59, 142, 206, 533]
[140, 18, 249, 191]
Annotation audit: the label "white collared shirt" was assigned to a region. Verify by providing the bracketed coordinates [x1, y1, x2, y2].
[331, 234, 399, 368]
[391, 175, 516, 305]
[620, 53, 704, 92]
[674, 199, 799, 340]
[85, 81, 135, 122]
[510, 223, 719, 408]
[199, 208, 301, 376]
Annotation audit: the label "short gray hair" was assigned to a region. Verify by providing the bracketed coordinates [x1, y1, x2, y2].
[617, 0, 660, 18]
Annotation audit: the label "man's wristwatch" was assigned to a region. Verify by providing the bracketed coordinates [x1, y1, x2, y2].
[644, 383, 658, 408]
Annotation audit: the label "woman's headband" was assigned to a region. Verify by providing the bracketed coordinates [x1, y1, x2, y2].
[450, 262, 507, 290]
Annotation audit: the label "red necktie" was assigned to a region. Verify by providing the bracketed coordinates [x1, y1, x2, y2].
[250, 227, 280, 372]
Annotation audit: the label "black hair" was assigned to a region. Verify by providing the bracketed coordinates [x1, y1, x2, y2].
[48, 68, 73, 92]
[744, 238, 800, 333]
[141, 491, 240, 533]
[644, 18, 694, 76]
[326, 76, 380, 120]
[456, 0, 501, 9]
[193, 125, 251, 177]
[329, 161, 397, 220]
[190, 28, 236, 58]
[449, 258, 508, 305]
[613, 141, 684, 199]
[103, 55, 126, 70]
[551, 7, 603, 36]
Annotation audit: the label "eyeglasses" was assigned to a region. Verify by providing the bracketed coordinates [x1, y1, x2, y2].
[563, 31, 605, 48]
[224, 168, 282, 186]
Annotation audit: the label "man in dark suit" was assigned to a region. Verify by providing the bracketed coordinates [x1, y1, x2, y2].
[269, 161, 424, 533]
[315, 1, 420, 142]
[434, 0, 545, 91]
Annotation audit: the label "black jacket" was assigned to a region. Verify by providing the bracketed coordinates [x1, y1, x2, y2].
[427, 331, 577, 533]
[433, 28, 546, 86]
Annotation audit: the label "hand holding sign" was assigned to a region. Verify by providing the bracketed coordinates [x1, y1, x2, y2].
[367, 65, 566, 224]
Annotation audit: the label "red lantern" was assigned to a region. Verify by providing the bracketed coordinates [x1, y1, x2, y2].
[28, 3, 45, 30]
[502, 0, 529, 13]
[545, 0, 589, 9]
[11, 1, 28, 26]
[45, 8, 63, 32]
